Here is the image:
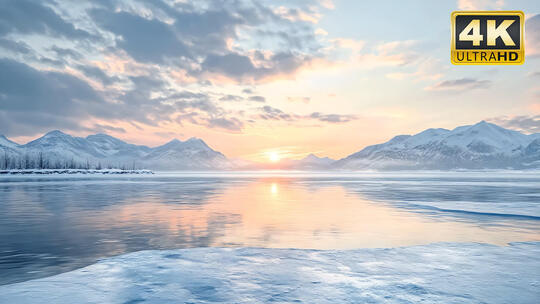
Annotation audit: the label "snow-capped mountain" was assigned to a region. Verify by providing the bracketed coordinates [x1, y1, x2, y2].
[288, 153, 335, 170]
[85, 134, 150, 159]
[23, 130, 109, 161]
[245, 153, 336, 170]
[0, 135, 21, 161]
[0, 131, 230, 170]
[335, 121, 540, 170]
[1, 121, 539, 171]
[0, 135, 19, 149]
[143, 138, 229, 170]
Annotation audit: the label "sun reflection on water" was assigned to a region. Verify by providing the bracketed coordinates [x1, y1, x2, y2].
[270, 183, 278, 195]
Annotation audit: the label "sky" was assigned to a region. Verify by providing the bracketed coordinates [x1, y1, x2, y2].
[0, 0, 539, 162]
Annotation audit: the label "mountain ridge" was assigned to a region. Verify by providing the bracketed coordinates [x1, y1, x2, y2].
[0, 131, 230, 170]
[335, 121, 539, 170]
[1, 121, 539, 170]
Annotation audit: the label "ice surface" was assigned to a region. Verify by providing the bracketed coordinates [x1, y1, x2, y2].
[337, 171, 540, 218]
[395, 200, 540, 218]
[1, 242, 538, 304]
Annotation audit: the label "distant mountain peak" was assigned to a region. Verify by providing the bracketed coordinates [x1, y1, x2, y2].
[303, 153, 332, 161]
[470, 120, 494, 129]
[388, 134, 412, 143]
[284, 153, 335, 169]
[464, 121, 511, 134]
[44, 130, 68, 137]
[87, 133, 115, 139]
[184, 137, 211, 150]
[152, 137, 216, 155]
[186, 137, 203, 143]
[0, 134, 19, 148]
[86, 133, 126, 144]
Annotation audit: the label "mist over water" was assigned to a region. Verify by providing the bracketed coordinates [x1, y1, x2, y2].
[1, 171, 539, 285]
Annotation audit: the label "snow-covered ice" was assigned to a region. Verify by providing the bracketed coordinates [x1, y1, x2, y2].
[0, 169, 154, 175]
[1, 242, 539, 304]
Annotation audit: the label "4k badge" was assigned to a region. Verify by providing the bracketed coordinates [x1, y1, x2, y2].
[451, 11, 524, 65]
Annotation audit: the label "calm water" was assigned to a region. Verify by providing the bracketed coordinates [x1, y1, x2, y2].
[1, 171, 539, 285]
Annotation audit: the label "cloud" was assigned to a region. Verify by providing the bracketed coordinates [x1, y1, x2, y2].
[87, 0, 322, 83]
[457, 0, 504, 10]
[333, 38, 421, 69]
[0, 0, 94, 39]
[91, 124, 127, 134]
[386, 58, 444, 81]
[76, 64, 121, 85]
[273, 6, 321, 24]
[259, 105, 294, 121]
[310, 112, 356, 123]
[174, 112, 199, 126]
[315, 28, 328, 36]
[50, 46, 83, 61]
[90, 9, 190, 64]
[201, 53, 258, 79]
[487, 115, 540, 134]
[0, 58, 105, 115]
[365, 40, 420, 67]
[376, 40, 418, 54]
[199, 51, 312, 83]
[206, 117, 244, 132]
[425, 78, 491, 91]
[248, 96, 266, 103]
[0, 38, 32, 54]
[257, 106, 357, 124]
[331, 38, 365, 54]
[0, 0, 349, 138]
[287, 97, 311, 103]
[0, 58, 138, 136]
[219, 94, 243, 102]
[526, 14, 540, 58]
[0, 56, 231, 136]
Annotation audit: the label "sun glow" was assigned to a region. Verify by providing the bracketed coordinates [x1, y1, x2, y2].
[270, 183, 278, 194]
[267, 152, 281, 162]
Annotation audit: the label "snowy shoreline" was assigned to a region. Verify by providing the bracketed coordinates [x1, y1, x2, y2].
[1, 242, 539, 304]
[0, 169, 154, 175]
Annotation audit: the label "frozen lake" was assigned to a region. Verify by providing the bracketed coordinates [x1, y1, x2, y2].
[1, 171, 539, 286]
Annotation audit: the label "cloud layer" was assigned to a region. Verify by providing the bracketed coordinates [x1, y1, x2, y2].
[0, 0, 354, 137]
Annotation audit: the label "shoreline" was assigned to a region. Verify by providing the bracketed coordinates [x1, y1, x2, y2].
[0, 169, 154, 175]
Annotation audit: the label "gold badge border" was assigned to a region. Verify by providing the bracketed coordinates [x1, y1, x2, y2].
[451, 11, 525, 65]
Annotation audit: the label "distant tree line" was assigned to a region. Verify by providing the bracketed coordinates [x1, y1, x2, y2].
[0, 151, 139, 170]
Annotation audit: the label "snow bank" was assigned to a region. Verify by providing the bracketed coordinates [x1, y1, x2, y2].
[0, 169, 153, 175]
[1, 242, 538, 303]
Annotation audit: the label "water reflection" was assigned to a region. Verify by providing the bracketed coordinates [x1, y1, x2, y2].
[270, 182, 278, 195]
[0, 173, 539, 285]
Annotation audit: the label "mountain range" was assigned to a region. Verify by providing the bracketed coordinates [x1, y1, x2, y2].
[0, 131, 229, 170]
[1, 121, 539, 170]
[335, 121, 540, 170]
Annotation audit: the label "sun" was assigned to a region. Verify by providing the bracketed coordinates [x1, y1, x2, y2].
[268, 152, 280, 163]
